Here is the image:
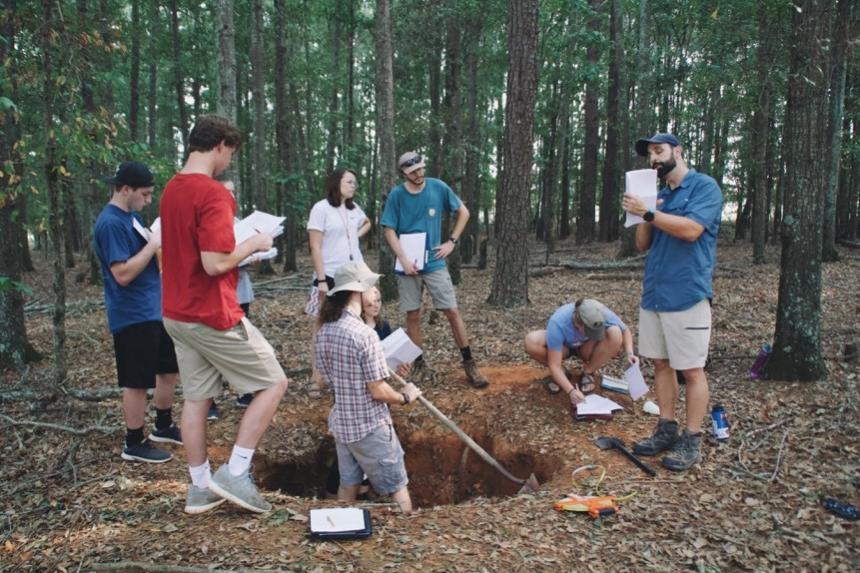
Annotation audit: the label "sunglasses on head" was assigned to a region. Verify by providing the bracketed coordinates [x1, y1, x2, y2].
[400, 155, 423, 169]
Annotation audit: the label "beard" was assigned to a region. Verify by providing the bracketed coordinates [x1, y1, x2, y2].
[653, 156, 677, 179]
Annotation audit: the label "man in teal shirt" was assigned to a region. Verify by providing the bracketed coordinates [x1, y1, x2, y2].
[622, 133, 723, 471]
[381, 152, 489, 388]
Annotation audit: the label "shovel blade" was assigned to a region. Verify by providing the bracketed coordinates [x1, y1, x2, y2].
[517, 473, 541, 494]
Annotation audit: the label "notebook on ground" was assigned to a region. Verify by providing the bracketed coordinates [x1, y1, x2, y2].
[309, 508, 372, 540]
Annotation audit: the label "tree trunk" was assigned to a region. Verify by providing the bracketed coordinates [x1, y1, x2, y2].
[599, 0, 622, 243]
[762, 0, 832, 382]
[274, 0, 297, 272]
[488, 0, 538, 308]
[442, 10, 463, 285]
[129, 0, 140, 141]
[42, 0, 66, 384]
[577, 0, 601, 245]
[324, 0, 342, 174]
[822, 0, 851, 262]
[460, 16, 482, 263]
[751, 1, 772, 264]
[216, 0, 239, 186]
[0, 2, 38, 369]
[169, 0, 188, 149]
[374, 0, 397, 300]
[61, 159, 76, 268]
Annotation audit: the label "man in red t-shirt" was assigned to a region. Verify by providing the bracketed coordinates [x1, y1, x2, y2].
[161, 115, 288, 515]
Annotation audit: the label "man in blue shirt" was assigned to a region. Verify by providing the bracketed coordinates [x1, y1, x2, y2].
[622, 134, 723, 471]
[93, 162, 182, 464]
[381, 152, 489, 388]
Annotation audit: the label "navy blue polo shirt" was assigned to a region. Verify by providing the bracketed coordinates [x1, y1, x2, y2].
[641, 170, 723, 312]
[93, 204, 163, 333]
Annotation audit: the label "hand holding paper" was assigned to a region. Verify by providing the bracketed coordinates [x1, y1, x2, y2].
[624, 362, 649, 401]
[623, 169, 658, 228]
[381, 328, 422, 371]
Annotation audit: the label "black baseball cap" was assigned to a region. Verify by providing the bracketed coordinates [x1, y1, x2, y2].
[102, 161, 155, 188]
[635, 133, 680, 157]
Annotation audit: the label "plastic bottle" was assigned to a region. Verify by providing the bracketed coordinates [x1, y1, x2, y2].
[711, 404, 730, 442]
[749, 343, 772, 379]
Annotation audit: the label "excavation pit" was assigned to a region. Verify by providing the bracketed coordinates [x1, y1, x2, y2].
[255, 424, 562, 508]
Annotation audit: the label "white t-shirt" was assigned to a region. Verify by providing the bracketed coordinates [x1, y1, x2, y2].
[306, 199, 367, 278]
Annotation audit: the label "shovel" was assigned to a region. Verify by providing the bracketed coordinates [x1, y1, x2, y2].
[594, 436, 656, 477]
[389, 370, 540, 494]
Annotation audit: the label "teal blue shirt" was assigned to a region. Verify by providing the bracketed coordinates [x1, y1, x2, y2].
[380, 178, 462, 274]
[641, 170, 723, 312]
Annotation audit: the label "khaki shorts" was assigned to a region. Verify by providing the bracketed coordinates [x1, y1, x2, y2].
[638, 299, 711, 370]
[397, 267, 458, 312]
[336, 423, 407, 496]
[163, 317, 286, 401]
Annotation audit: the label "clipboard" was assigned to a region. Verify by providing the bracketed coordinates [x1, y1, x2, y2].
[309, 508, 372, 540]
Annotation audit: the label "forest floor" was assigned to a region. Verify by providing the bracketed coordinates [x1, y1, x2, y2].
[2, 237, 859, 572]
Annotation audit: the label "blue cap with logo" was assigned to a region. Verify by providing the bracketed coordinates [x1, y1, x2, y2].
[635, 133, 680, 157]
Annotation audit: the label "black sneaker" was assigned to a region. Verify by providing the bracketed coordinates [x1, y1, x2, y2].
[207, 403, 220, 421]
[633, 419, 679, 456]
[149, 424, 183, 445]
[121, 440, 172, 463]
[662, 430, 702, 471]
[236, 393, 254, 408]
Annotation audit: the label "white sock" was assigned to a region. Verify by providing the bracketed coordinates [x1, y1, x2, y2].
[228, 445, 255, 476]
[189, 460, 211, 488]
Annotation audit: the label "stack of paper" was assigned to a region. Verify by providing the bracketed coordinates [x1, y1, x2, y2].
[394, 232, 427, 273]
[573, 394, 624, 421]
[234, 210, 286, 244]
[309, 508, 372, 540]
[380, 328, 422, 371]
[239, 247, 278, 267]
[624, 169, 658, 228]
[600, 375, 629, 395]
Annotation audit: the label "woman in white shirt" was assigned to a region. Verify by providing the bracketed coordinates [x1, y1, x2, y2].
[305, 168, 372, 315]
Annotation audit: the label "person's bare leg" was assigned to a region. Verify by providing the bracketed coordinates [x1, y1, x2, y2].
[122, 388, 147, 429]
[583, 327, 623, 373]
[524, 330, 549, 364]
[310, 318, 323, 387]
[390, 487, 413, 513]
[681, 367, 709, 433]
[234, 379, 288, 449]
[337, 484, 361, 502]
[653, 359, 678, 421]
[442, 308, 469, 349]
[405, 309, 423, 349]
[153, 373, 178, 410]
[182, 398, 210, 467]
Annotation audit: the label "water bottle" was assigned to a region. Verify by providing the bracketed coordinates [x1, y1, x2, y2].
[749, 343, 772, 379]
[711, 404, 730, 442]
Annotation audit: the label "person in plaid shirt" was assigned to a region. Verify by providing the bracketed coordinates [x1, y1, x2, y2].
[315, 262, 422, 513]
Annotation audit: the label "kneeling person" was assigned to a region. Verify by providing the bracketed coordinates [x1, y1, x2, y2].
[315, 262, 422, 513]
[524, 298, 637, 406]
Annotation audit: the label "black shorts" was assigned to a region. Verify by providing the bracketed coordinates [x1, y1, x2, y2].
[112, 321, 179, 389]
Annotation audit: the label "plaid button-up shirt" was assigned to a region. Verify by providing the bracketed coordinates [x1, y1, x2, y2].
[315, 307, 391, 443]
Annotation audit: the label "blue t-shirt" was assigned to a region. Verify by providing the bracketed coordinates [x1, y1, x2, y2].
[641, 170, 723, 312]
[93, 204, 163, 333]
[546, 302, 626, 352]
[380, 178, 462, 274]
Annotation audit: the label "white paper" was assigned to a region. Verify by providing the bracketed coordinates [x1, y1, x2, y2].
[132, 218, 150, 241]
[380, 327, 422, 371]
[624, 169, 658, 228]
[309, 508, 365, 533]
[234, 210, 286, 245]
[576, 394, 624, 416]
[624, 362, 649, 401]
[149, 217, 161, 235]
[394, 232, 427, 273]
[239, 247, 278, 267]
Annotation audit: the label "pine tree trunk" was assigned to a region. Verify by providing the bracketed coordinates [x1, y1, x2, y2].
[374, 0, 397, 300]
[442, 11, 463, 285]
[751, 1, 772, 264]
[128, 0, 141, 141]
[169, 0, 188, 148]
[461, 16, 482, 263]
[216, 0, 239, 186]
[324, 0, 342, 174]
[250, 0, 267, 211]
[274, 0, 297, 272]
[822, 0, 851, 262]
[488, 0, 538, 308]
[762, 0, 832, 382]
[577, 0, 600, 245]
[599, 0, 622, 243]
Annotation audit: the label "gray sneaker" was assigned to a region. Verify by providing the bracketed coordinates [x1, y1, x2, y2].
[184, 484, 226, 515]
[411, 360, 437, 385]
[207, 464, 272, 513]
[662, 430, 703, 471]
[633, 418, 679, 456]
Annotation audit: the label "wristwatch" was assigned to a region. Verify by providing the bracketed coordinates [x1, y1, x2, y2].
[449, 236, 459, 245]
[643, 210, 655, 222]
[401, 392, 410, 405]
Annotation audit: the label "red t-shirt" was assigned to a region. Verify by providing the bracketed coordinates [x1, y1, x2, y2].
[160, 173, 244, 330]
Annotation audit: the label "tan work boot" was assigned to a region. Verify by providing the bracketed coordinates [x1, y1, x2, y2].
[463, 359, 489, 388]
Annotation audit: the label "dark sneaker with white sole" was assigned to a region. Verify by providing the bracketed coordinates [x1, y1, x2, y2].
[236, 393, 254, 408]
[121, 440, 172, 463]
[662, 430, 703, 471]
[184, 484, 226, 515]
[207, 465, 272, 513]
[149, 424, 182, 445]
[633, 418, 679, 456]
[207, 402, 220, 421]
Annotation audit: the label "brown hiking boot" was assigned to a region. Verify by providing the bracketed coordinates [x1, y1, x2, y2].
[411, 360, 437, 385]
[463, 359, 489, 388]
